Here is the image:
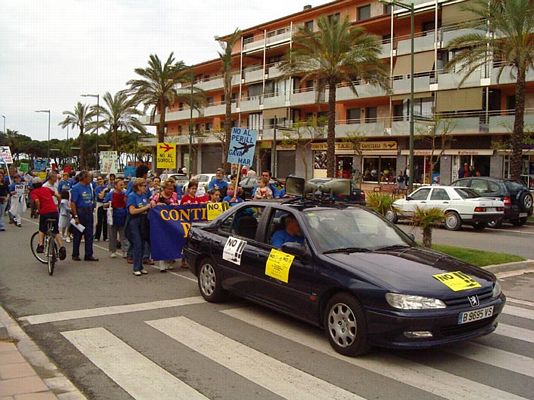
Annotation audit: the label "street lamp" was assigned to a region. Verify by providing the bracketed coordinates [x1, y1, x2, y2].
[81, 93, 100, 170]
[35, 110, 51, 162]
[380, 0, 415, 192]
[1, 115, 5, 135]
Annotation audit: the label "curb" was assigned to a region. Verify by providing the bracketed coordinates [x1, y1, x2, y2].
[482, 259, 534, 274]
[0, 305, 87, 400]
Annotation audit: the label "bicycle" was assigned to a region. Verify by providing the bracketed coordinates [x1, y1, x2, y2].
[30, 219, 59, 275]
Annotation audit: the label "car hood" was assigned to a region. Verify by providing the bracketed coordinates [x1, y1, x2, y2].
[324, 247, 495, 298]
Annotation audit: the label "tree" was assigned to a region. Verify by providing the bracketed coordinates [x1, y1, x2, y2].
[92, 91, 147, 151]
[366, 192, 397, 217]
[412, 207, 445, 248]
[59, 102, 94, 170]
[127, 53, 204, 146]
[415, 117, 455, 184]
[281, 116, 326, 180]
[280, 15, 389, 178]
[217, 28, 241, 172]
[446, 0, 534, 180]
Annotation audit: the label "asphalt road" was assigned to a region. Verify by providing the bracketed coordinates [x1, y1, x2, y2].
[1, 213, 534, 400]
[399, 222, 534, 259]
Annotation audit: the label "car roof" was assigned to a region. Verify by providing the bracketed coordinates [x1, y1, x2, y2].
[237, 199, 360, 213]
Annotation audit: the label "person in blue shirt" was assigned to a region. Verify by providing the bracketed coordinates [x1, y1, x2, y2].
[126, 165, 150, 197]
[208, 168, 229, 194]
[94, 175, 109, 241]
[271, 214, 305, 249]
[70, 171, 98, 261]
[58, 172, 72, 193]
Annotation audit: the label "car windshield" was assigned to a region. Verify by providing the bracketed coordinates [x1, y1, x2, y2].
[303, 208, 412, 253]
[454, 188, 481, 199]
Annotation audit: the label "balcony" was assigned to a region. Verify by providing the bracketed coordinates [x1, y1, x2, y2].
[244, 66, 264, 83]
[267, 64, 284, 79]
[380, 41, 392, 59]
[290, 89, 318, 106]
[489, 112, 534, 133]
[204, 103, 225, 117]
[436, 69, 483, 90]
[441, 27, 479, 47]
[263, 94, 287, 109]
[243, 27, 291, 52]
[337, 82, 387, 100]
[396, 32, 435, 56]
[239, 96, 262, 112]
[164, 108, 203, 122]
[392, 75, 430, 94]
[335, 121, 387, 138]
[195, 76, 224, 91]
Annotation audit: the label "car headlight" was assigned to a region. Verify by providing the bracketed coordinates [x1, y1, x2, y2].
[492, 281, 502, 298]
[386, 293, 447, 310]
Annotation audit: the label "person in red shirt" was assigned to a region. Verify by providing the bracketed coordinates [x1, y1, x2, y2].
[30, 177, 66, 260]
[180, 180, 208, 205]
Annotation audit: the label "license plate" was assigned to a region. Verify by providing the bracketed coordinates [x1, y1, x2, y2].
[486, 208, 496, 212]
[519, 213, 528, 217]
[458, 306, 494, 324]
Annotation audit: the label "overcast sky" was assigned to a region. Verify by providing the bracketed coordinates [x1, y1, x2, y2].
[0, 0, 328, 141]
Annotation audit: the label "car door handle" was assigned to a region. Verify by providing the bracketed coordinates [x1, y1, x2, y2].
[443, 201, 449, 204]
[421, 201, 427, 203]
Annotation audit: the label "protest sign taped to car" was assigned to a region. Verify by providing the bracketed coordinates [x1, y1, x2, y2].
[223, 236, 247, 266]
[207, 202, 229, 221]
[265, 249, 295, 283]
[433, 271, 481, 291]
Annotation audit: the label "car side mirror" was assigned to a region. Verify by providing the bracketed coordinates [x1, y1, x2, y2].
[406, 196, 413, 201]
[281, 242, 308, 258]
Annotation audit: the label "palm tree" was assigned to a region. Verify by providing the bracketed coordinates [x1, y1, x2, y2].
[412, 207, 445, 248]
[127, 53, 204, 145]
[280, 15, 389, 178]
[366, 192, 397, 217]
[217, 28, 241, 172]
[91, 91, 147, 151]
[446, 0, 534, 180]
[59, 102, 94, 170]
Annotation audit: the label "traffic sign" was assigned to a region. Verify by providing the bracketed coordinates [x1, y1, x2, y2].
[156, 142, 177, 169]
[227, 127, 258, 167]
[0, 146, 13, 164]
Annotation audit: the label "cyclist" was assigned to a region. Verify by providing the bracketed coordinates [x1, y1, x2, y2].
[30, 177, 66, 260]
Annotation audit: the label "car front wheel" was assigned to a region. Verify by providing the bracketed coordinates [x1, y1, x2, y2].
[324, 293, 370, 357]
[444, 211, 462, 231]
[385, 210, 398, 223]
[197, 259, 227, 303]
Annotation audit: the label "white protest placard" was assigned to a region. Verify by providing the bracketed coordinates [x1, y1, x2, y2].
[222, 236, 247, 265]
[0, 146, 13, 164]
[100, 151, 118, 174]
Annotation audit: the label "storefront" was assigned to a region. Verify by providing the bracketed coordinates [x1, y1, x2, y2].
[360, 141, 398, 183]
[311, 142, 357, 178]
[500, 150, 534, 189]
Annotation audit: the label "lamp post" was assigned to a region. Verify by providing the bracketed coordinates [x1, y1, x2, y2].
[35, 110, 51, 162]
[188, 75, 194, 179]
[380, 0, 415, 192]
[81, 93, 100, 170]
[1, 115, 5, 135]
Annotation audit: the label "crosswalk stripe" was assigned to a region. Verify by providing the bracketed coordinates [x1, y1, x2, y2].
[20, 296, 205, 325]
[222, 308, 528, 400]
[61, 327, 208, 400]
[507, 298, 534, 308]
[496, 323, 534, 344]
[503, 305, 534, 321]
[147, 316, 363, 400]
[446, 342, 534, 378]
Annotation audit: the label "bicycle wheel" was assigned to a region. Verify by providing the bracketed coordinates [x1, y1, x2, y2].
[30, 232, 47, 264]
[47, 237, 56, 276]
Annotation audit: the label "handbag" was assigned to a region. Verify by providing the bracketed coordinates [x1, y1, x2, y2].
[106, 204, 113, 226]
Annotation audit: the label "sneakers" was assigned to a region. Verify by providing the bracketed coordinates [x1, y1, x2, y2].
[66, 236, 71, 243]
[140, 269, 148, 274]
[133, 271, 142, 276]
[110, 252, 117, 258]
[36, 244, 44, 254]
[58, 246, 67, 260]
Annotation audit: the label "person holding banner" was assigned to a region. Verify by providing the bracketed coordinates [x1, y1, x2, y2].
[150, 179, 179, 206]
[126, 178, 154, 276]
[208, 188, 221, 204]
[180, 180, 208, 205]
[8, 175, 27, 227]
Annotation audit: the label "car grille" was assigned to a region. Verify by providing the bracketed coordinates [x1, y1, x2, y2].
[443, 287, 493, 308]
[439, 316, 497, 337]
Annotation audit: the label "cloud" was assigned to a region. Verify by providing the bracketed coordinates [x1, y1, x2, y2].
[0, 0, 327, 141]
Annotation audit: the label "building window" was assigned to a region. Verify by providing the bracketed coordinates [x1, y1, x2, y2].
[207, 97, 214, 106]
[383, 3, 392, 15]
[506, 96, 516, 114]
[178, 102, 184, 110]
[205, 122, 212, 132]
[365, 107, 377, 123]
[178, 125, 183, 135]
[243, 34, 254, 44]
[357, 5, 371, 21]
[393, 104, 404, 121]
[304, 20, 314, 31]
[346, 108, 360, 123]
[327, 13, 340, 23]
[382, 34, 391, 44]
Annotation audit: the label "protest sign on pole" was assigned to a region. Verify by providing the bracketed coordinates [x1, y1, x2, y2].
[156, 143, 177, 170]
[19, 163, 29, 173]
[34, 159, 48, 172]
[0, 146, 14, 183]
[100, 151, 118, 174]
[227, 127, 258, 167]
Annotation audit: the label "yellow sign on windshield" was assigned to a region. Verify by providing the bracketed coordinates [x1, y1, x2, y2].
[433, 271, 481, 291]
[265, 249, 295, 283]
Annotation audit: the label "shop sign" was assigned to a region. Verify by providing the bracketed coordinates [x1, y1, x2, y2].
[311, 142, 354, 151]
[276, 144, 296, 151]
[360, 141, 397, 151]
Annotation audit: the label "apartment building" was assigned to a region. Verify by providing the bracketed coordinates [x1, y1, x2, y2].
[156, 0, 534, 187]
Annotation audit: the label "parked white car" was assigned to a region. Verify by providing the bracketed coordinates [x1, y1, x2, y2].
[182, 173, 224, 192]
[386, 186, 505, 231]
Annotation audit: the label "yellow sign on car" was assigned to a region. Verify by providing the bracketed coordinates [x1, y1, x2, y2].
[265, 249, 295, 283]
[156, 143, 176, 169]
[433, 271, 481, 291]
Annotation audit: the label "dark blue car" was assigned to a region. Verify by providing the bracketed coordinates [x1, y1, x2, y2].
[184, 199, 505, 356]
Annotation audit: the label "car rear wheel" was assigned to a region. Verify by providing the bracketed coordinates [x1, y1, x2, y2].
[444, 211, 462, 231]
[519, 192, 533, 213]
[511, 217, 528, 227]
[487, 218, 503, 229]
[324, 293, 370, 357]
[197, 259, 227, 303]
[385, 210, 398, 224]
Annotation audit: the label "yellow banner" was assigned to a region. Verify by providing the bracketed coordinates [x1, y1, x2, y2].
[433, 271, 481, 292]
[207, 202, 229, 221]
[265, 249, 295, 283]
[156, 143, 177, 169]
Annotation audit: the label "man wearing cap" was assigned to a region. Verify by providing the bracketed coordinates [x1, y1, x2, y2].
[70, 171, 98, 261]
[30, 177, 66, 260]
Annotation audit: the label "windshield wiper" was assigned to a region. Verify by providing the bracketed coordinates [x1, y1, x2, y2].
[374, 244, 411, 252]
[323, 247, 372, 254]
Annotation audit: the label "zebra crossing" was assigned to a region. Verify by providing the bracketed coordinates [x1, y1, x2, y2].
[52, 299, 534, 400]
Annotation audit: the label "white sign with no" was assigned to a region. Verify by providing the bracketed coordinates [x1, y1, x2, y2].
[222, 236, 247, 266]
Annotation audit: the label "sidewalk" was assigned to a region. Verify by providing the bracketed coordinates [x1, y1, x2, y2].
[0, 307, 85, 400]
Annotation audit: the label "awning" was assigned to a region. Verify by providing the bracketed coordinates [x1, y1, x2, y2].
[393, 51, 435, 76]
[436, 88, 483, 112]
[361, 150, 399, 156]
[391, 91, 433, 101]
[263, 107, 288, 120]
[442, 1, 478, 26]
